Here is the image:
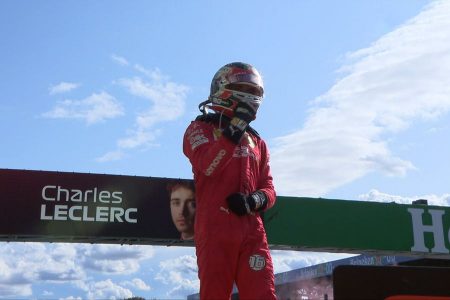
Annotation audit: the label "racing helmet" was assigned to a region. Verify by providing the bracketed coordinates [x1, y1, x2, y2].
[204, 62, 264, 119]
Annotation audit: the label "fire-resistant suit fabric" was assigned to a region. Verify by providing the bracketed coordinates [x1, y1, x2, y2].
[183, 115, 277, 299]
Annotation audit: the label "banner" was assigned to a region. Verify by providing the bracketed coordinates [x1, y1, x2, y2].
[0, 169, 195, 245]
[2, 168, 450, 257]
[264, 196, 450, 256]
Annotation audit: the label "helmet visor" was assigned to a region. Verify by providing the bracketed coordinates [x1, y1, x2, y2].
[226, 82, 263, 97]
[228, 73, 263, 91]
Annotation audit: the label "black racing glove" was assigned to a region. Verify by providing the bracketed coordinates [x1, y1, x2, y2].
[226, 191, 268, 216]
[222, 102, 255, 144]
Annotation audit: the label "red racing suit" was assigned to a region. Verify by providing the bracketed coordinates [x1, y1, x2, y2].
[183, 114, 276, 299]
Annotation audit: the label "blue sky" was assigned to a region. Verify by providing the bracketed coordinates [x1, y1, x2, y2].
[1, 0, 450, 298]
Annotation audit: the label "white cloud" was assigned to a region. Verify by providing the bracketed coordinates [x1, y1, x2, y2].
[49, 82, 80, 95]
[0, 258, 33, 297]
[271, 250, 355, 274]
[359, 189, 450, 206]
[61, 297, 82, 300]
[98, 66, 189, 162]
[85, 279, 133, 300]
[95, 150, 125, 162]
[84, 259, 141, 275]
[111, 54, 129, 66]
[155, 255, 199, 298]
[134, 64, 167, 81]
[271, 0, 450, 197]
[0, 243, 156, 298]
[118, 76, 187, 127]
[80, 244, 155, 274]
[0, 283, 32, 297]
[0, 243, 85, 298]
[43, 91, 124, 125]
[121, 278, 151, 291]
[117, 127, 161, 150]
[85, 243, 154, 260]
[44, 58, 189, 162]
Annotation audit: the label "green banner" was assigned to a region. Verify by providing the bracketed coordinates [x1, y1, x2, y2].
[264, 196, 450, 257]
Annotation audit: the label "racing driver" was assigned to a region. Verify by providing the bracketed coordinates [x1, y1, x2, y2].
[183, 62, 276, 299]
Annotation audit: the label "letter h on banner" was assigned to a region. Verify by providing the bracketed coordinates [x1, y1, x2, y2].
[407, 208, 449, 254]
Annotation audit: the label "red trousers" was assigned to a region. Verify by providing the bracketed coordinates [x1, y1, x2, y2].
[195, 212, 276, 300]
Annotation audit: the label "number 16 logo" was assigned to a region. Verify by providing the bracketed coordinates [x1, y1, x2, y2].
[249, 254, 266, 271]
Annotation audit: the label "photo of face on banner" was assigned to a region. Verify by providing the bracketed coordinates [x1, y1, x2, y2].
[167, 180, 196, 240]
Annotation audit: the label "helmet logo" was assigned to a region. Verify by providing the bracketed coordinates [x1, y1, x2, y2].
[212, 96, 233, 108]
[249, 254, 266, 271]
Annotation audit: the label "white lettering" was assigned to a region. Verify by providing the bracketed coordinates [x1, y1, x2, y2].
[82, 206, 95, 222]
[191, 138, 208, 150]
[125, 208, 138, 223]
[54, 205, 68, 220]
[92, 187, 97, 203]
[96, 206, 109, 222]
[70, 189, 83, 202]
[110, 207, 124, 222]
[57, 186, 70, 202]
[40, 204, 138, 223]
[111, 191, 122, 204]
[42, 185, 56, 201]
[407, 208, 449, 253]
[205, 149, 227, 176]
[40, 186, 132, 223]
[41, 185, 123, 204]
[69, 206, 82, 221]
[99, 191, 111, 203]
[84, 189, 93, 203]
[40, 204, 53, 220]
